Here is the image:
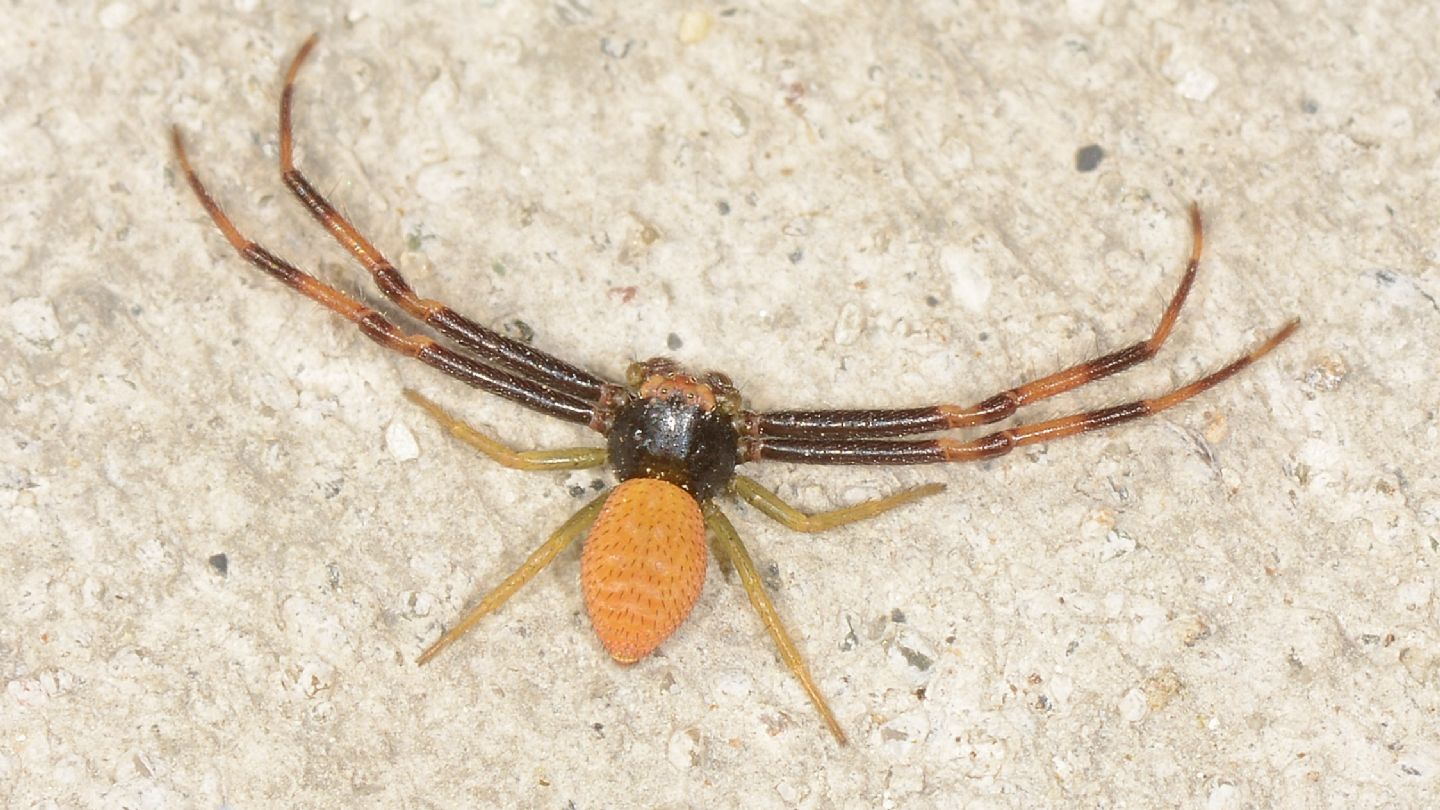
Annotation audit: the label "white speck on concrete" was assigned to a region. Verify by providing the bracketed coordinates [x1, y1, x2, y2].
[98, 2, 136, 29]
[717, 97, 750, 137]
[712, 669, 753, 702]
[1099, 528, 1136, 561]
[1352, 104, 1415, 141]
[1206, 782, 1241, 810]
[1050, 672, 1074, 706]
[878, 708, 930, 754]
[10, 297, 60, 346]
[6, 678, 47, 708]
[774, 780, 799, 803]
[884, 763, 926, 798]
[415, 161, 480, 204]
[833, 301, 865, 346]
[678, 9, 714, 45]
[487, 34, 523, 65]
[417, 75, 460, 124]
[1393, 577, 1432, 612]
[665, 727, 701, 769]
[1176, 68, 1219, 101]
[1119, 687, 1148, 722]
[939, 243, 994, 313]
[385, 420, 420, 462]
[1066, 0, 1106, 24]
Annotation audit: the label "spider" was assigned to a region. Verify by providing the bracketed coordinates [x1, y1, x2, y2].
[172, 35, 1299, 744]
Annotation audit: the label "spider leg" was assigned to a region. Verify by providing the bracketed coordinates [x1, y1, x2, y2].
[404, 389, 608, 471]
[746, 317, 1299, 465]
[417, 494, 607, 665]
[753, 205, 1208, 439]
[278, 35, 621, 404]
[731, 475, 944, 533]
[702, 502, 847, 744]
[172, 128, 603, 428]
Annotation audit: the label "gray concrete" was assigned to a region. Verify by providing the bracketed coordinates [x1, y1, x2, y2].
[3, 1, 1435, 807]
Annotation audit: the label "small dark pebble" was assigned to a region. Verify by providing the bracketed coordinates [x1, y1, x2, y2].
[667, 333, 683, 350]
[898, 643, 933, 671]
[761, 561, 783, 591]
[208, 553, 229, 576]
[1075, 144, 1105, 172]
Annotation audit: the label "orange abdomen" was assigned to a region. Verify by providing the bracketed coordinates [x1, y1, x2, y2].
[581, 478, 707, 664]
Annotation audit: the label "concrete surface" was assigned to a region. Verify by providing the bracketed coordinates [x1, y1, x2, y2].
[3, 1, 1437, 807]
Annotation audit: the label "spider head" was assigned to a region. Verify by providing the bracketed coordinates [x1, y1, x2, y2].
[625, 357, 743, 418]
[611, 357, 745, 499]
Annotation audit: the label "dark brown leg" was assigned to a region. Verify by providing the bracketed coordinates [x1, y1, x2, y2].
[278, 35, 621, 403]
[752, 205, 1206, 439]
[746, 318, 1298, 464]
[173, 127, 603, 428]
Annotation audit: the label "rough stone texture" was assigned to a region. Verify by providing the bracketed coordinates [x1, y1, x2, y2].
[3, 2, 1436, 807]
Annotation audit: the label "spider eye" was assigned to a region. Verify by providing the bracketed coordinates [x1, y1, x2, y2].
[715, 389, 742, 414]
[625, 362, 647, 388]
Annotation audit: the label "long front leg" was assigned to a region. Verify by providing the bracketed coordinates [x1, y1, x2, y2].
[278, 35, 620, 404]
[172, 128, 603, 427]
[747, 318, 1299, 465]
[752, 205, 1208, 439]
[702, 503, 847, 744]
